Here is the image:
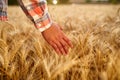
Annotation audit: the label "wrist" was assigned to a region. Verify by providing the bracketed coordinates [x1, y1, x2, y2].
[39, 22, 53, 32]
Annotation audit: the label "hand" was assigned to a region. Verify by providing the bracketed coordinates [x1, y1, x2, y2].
[42, 23, 73, 55]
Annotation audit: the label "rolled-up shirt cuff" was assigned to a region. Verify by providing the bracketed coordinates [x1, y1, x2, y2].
[0, 11, 8, 21]
[38, 21, 52, 32]
[34, 12, 53, 32]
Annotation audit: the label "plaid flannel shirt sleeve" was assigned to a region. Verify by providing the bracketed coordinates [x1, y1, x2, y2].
[17, 0, 52, 32]
[0, 0, 51, 32]
[18, 0, 52, 32]
[0, 0, 8, 21]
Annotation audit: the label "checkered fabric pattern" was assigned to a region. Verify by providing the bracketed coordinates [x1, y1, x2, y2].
[0, 11, 8, 21]
[0, 0, 52, 32]
[0, 0, 8, 21]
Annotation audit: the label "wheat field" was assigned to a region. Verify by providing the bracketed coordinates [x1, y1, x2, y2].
[0, 4, 120, 80]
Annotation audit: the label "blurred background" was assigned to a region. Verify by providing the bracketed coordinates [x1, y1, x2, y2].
[8, 0, 120, 5]
[2, 0, 120, 80]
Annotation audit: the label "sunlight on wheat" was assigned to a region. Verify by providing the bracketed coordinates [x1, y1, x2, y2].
[0, 4, 120, 80]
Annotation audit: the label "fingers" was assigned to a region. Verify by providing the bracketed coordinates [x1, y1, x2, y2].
[55, 41, 67, 55]
[50, 40, 66, 55]
[54, 36, 72, 55]
[63, 35, 73, 48]
[50, 39, 69, 55]
[57, 25, 73, 48]
[42, 22, 73, 55]
[59, 39, 69, 54]
[49, 41, 61, 55]
[50, 34, 73, 55]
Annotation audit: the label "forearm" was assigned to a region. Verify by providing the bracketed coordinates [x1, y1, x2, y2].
[17, 0, 52, 32]
[0, 0, 8, 21]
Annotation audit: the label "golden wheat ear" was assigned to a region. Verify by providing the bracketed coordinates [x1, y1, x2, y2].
[0, 22, 15, 42]
[0, 22, 15, 69]
[0, 22, 16, 80]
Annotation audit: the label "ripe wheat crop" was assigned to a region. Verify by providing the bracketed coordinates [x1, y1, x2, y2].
[0, 4, 120, 80]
